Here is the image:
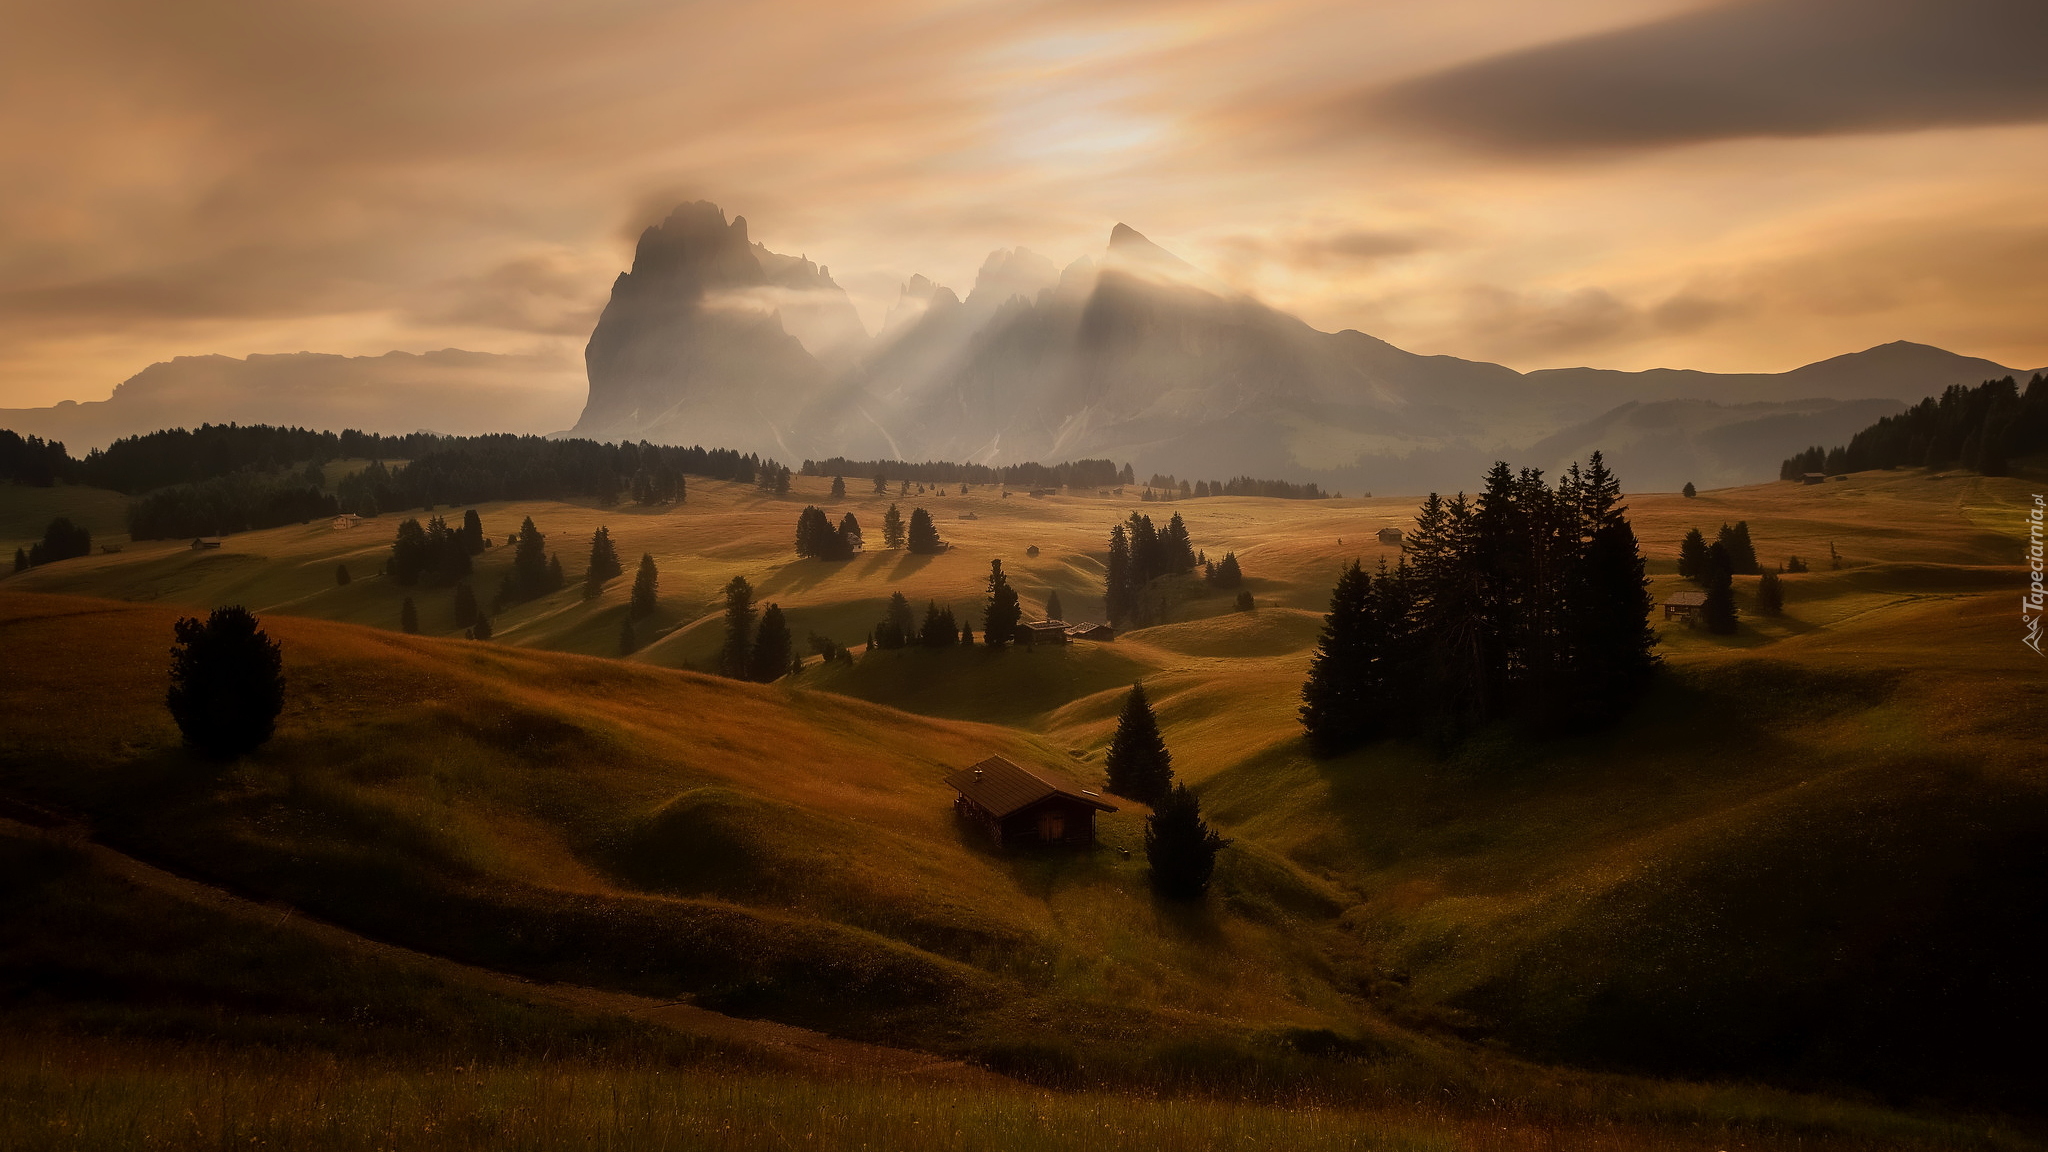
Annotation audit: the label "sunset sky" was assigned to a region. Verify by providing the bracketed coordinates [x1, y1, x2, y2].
[4, 0, 2045, 408]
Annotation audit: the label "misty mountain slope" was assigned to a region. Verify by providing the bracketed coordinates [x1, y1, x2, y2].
[573, 205, 2024, 491]
[0, 350, 581, 452]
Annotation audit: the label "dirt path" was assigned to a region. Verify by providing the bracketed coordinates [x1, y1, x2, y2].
[1, 814, 1006, 1086]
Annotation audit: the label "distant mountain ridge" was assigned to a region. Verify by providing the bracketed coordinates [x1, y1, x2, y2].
[572, 202, 2030, 491]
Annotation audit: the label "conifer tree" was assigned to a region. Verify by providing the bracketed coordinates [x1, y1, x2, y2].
[461, 508, 485, 554]
[335, 562, 350, 586]
[1208, 551, 1243, 590]
[748, 603, 793, 681]
[618, 615, 635, 656]
[1681, 482, 1697, 498]
[1162, 513, 1196, 572]
[166, 606, 285, 758]
[401, 596, 418, 634]
[472, 613, 494, 641]
[720, 575, 756, 677]
[1105, 525, 1134, 628]
[512, 517, 548, 598]
[1105, 682, 1174, 805]
[919, 601, 958, 647]
[907, 507, 943, 553]
[960, 622, 974, 645]
[630, 553, 658, 619]
[1235, 590, 1254, 612]
[1757, 570, 1784, 617]
[882, 503, 906, 549]
[873, 473, 888, 495]
[982, 559, 1020, 648]
[1045, 589, 1065, 622]
[1701, 543, 1738, 634]
[831, 475, 846, 498]
[791, 650, 805, 678]
[389, 518, 429, 586]
[875, 591, 916, 649]
[1678, 528, 1710, 580]
[12, 546, 26, 573]
[838, 512, 862, 552]
[1300, 561, 1381, 756]
[1145, 784, 1228, 900]
[1717, 521, 1760, 575]
[547, 552, 565, 593]
[453, 580, 478, 627]
[585, 527, 623, 593]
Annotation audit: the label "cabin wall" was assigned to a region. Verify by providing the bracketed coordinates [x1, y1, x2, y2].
[998, 798, 1097, 848]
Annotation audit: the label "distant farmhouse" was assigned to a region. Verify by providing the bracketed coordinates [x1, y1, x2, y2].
[945, 756, 1116, 848]
[332, 513, 360, 529]
[1377, 527, 1404, 545]
[1664, 590, 1707, 621]
[1022, 620, 1070, 644]
[190, 537, 223, 550]
[1066, 622, 1115, 641]
[1802, 472, 1826, 485]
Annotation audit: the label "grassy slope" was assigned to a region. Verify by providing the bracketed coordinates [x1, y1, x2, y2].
[3, 467, 2045, 1123]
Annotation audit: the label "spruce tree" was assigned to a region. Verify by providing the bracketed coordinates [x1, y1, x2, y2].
[586, 527, 623, 593]
[831, 475, 846, 498]
[1681, 482, 1697, 498]
[907, 507, 943, 553]
[512, 517, 548, 598]
[12, 547, 26, 573]
[1299, 561, 1380, 756]
[1235, 590, 1254, 612]
[1105, 525, 1134, 627]
[882, 503, 906, 549]
[1145, 784, 1228, 901]
[1757, 570, 1784, 617]
[878, 591, 916, 649]
[166, 606, 285, 758]
[720, 575, 756, 677]
[748, 603, 793, 681]
[389, 518, 429, 586]
[960, 622, 974, 645]
[401, 596, 418, 634]
[1717, 522, 1759, 575]
[873, 473, 887, 495]
[630, 553, 658, 619]
[1210, 551, 1243, 590]
[1105, 682, 1174, 805]
[453, 580, 478, 627]
[919, 601, 958, 647]
[1701, 543, 1738, 634]
[1045, 589, 1065, 622]
[461, 509, 485, 554]
[546, 552, 566, 592]
[838, 512, 862, 552]
[983, 560, 1021, 648]
[334, 562, 350, 586]
[1678, 528, 1710, 580]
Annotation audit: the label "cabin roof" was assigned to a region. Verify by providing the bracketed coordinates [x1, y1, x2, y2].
[1665, 590, 1708, 607]
[943, 755, 1117, 818]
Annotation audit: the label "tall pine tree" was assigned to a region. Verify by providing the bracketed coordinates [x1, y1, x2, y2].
[1145, 784, 1228, 900]
[720, 575, 756, 677]
[982, 559, 1021, 648]
[586, 527, 622, 594]
[748, 604, 794, 682]
[630, 553, 658, 619]
[1105, 682, 1174, 805]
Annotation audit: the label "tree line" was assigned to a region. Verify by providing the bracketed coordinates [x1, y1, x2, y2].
[1300, 453, 1658, 755]
[1105, 511, 1202, 628]
[1781, 374, 2048, 478]
[1142, 473, 1333, 500]
[0, 430, 73, 486]
[800, 456, 1126, 490]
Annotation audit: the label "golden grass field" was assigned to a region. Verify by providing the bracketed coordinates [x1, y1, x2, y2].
[3, 463, 2044, 1149]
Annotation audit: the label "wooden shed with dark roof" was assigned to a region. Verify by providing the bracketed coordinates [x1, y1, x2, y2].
[944, 755, 1116, 848]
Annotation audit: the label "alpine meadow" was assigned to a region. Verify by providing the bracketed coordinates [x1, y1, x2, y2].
[4, 3, 2048, 1150]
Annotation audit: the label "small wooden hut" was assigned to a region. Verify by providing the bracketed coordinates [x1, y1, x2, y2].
[1663, 590, 1707, 620]
[944, 756, 1116, 848]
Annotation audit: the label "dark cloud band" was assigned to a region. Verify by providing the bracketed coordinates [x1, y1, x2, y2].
[1371, 0, 2048, 152]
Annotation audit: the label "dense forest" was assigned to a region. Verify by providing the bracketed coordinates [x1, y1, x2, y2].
[1781, 373, 2048, 478]
[0, 430, 74, 486]
[1300, 453, 1658, 752]
[799, 456, 1125, 489]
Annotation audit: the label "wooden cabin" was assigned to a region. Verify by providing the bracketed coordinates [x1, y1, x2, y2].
[1802, 472, 1826, 485]
[944, 755, 1117, 849]
[332, 513, 360, 530]
[190, 537, 223, 550]
[1663, 590, 1707, 620]
[1066, 622, 1115, 641]
[1377, 527, 1404, 545]
[1022, 620, 1070, 644]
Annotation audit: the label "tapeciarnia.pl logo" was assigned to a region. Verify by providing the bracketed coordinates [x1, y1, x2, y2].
[2027, 493, 2045, 656]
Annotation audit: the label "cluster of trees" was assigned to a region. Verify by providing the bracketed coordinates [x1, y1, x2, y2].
[717, 576, 798, 681]
[335, 436, 770, 515]
[867, 590, 975, 649]
[387, 510, 484, 586]
[128, 473, 339, 540]
[1678, 522, 1758, 577]
[1105, 512, 1199, 628]
[1299, 454, 1658, 755]
[1781, 374, 2048, 478]
[14, 517, 91, 570]
[1100, 682, 1228, 900]
[794, 506, 862, 559]
[1202, 552, 1242, 590]
[1676, 522, 1762, 634]
[800, 456, 1126, 490]
[0, 430, 73, 486]
[1140, 473, 1333, 500]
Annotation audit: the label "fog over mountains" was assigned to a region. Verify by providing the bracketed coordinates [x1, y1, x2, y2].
[7, 200, 2035, 491]
[572, 203, 2027, 492]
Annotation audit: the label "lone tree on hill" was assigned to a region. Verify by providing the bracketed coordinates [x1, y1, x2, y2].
[461, 509, 486, 553]
[1235, 590, 1254, 612]
[1682, 482, 1697, 498]
[630, 553, 659, 619]
[907, 507, 943, 553]
[166, 606, 285, 758]
[334, 562, 350, 586]
[1044, 589, 1065, 621]
[982, 560, 1021, 648]
[882, 503, 906, 549]
[1678, 528, 1710, 581]
[872, 473, 887, 495]
[831, 475, 846, 498]
[1105, 682, 1174, 805]
[1757, 570, 1785, 617]
[1701, 542, 1739, 634]
[585, 527, 623, 594]
[1145, 784, 1228, 901]
[720, 575, 756, 678]
[28, 517, 91, 565]
[748, 603, 793, 682]
[400, 597, 418, 634]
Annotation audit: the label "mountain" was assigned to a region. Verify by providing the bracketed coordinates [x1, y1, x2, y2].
[0, 349, 581, 453]
[573, 202, 867, 455]
[561, 204, 2037, 491]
